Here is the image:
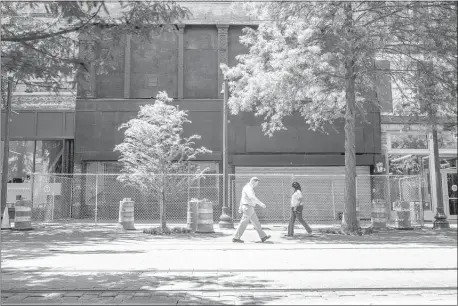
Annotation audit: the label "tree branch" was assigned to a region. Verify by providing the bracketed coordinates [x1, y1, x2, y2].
[2, 3, 103, 42]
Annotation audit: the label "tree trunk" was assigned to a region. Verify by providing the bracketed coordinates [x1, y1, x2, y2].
[160, 174, 167, 230]
[432, 127, 449, 228]
[342, 2, 359, 233]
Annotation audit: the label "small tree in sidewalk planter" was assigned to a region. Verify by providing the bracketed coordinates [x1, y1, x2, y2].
[114, 91, 212, 231]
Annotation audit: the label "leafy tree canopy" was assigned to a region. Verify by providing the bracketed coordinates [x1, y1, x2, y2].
[114, 91, 211, 229]
[114, 91, 211, 191]
[1, 1, 190, 92]
[222, 1, 456, 134]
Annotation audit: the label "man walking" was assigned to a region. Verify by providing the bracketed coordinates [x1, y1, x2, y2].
[233, 177, 271, 243]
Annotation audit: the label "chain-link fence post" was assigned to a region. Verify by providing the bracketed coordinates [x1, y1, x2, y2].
[95, 174, 98, 225]
[399, 178, 403, 201]
[331, 176, 336, 222]
[281, 179, 286, 223]
[69, 176, 73, 218]
[51, 176, 55, 222]
[419, 176, 424, 227]
[231, 178, 235, 221]
[355, 175, 358, 226]
[385, 175, 390, 223]
[187, 173, 191, 204]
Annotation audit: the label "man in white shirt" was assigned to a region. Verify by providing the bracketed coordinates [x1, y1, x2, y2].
[233, 177, 271, 243]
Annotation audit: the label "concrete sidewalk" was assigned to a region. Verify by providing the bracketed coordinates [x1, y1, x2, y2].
[1, 223, 457, 305]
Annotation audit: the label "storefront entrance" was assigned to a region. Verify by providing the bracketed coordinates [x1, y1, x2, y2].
[442, 170, 458, 221]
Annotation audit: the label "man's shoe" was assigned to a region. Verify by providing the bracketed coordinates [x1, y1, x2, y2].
[261, 235, 271, 243]
[232, 238, 244, 243]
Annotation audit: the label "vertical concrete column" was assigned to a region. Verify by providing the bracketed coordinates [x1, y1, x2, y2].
[217, 25, 229, 99]
[124, 34, 132, 99]
[77, 32, 96, 98]
[177, 24, 185, 100]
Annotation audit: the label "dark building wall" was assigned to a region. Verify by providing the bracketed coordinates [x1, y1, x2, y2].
[76, 23, 384, 168]
[1, 110, 75, 140]
[74, 98, 380, 166]
[96, 34, 125, 99]
[74, 100, 223, 162]
[130, 31, 178, 99]
[184, 26, 219, 99]
[229, 112, 380, 155]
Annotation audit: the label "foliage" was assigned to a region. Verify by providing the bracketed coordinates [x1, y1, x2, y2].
[223, 2, 455, 133]
[221, 1, 456, 231]
[389, 155, 422, 175]
[143, 226, 192, 235]
[1, 1, 190, 92]
[114, 91, 211, 229]
[388, 3, 457, 126]
[317, 226, 374, 236]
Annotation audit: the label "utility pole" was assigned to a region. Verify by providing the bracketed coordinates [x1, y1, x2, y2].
[1, 78, 12, 215]
[218, 78, 234, 229]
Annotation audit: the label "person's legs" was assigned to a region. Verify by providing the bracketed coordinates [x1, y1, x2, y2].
[233, 206, 254, 240]
[249, 209, 268, 239]
[287, 207, 296, 236]
[295, 206, 312, 234]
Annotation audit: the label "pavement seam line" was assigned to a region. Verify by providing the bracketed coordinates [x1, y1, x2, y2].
[3, 267, 457, 273]
[3, 287, 458, 293]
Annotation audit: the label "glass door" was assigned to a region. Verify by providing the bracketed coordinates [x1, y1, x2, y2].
[443, 171, 458, 220]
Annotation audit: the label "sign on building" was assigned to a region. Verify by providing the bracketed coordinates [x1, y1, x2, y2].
[7, 183, 32, 203]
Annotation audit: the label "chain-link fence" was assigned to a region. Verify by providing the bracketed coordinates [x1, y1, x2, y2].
[230, 174, 425, 227]
[30, 173, 223, 225]
[230, 174, 351, 224]
[28, 173, 425, 227]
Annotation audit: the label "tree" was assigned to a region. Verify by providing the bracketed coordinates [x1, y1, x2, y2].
[1, 1, 190, 91]
[1, 1, 191, 218]
[386, 3, 457, 228]
[221, 2, 456, 232]
[114, 92, 211, 230]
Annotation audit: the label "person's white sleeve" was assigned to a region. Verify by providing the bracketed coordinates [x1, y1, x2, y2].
[246, 187, 264, 207]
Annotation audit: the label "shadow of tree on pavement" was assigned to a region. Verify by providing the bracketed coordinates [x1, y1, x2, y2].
[284, 228, 458, 246]
[1, 269, 280, 305]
